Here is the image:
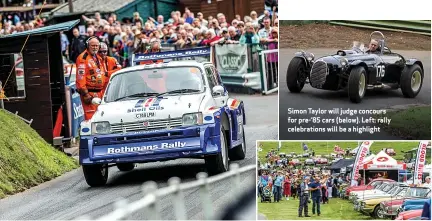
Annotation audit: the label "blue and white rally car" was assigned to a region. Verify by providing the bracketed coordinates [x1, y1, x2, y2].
[79, 47, 247, 186]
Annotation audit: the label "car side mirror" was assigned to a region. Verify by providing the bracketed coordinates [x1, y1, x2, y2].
[212, 85, 225, 96]
[92, 97, 102, 105]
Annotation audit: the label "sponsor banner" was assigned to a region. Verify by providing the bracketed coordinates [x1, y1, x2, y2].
[93, 137, 200, 156]
[413, 141, 429, 185]
[350, 141, 373, 186]
[70, 83, 84, 138]
[364, 164, 405, 170]
[134, 47, 211, 62]
[215, 44, 248, 75]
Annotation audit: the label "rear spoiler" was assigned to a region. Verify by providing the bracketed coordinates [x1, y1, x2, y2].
[131, 47, 213, 66]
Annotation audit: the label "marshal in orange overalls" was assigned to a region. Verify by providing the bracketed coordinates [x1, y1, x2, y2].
[75, 50, 107, 120]
[102, 56, 122, 94]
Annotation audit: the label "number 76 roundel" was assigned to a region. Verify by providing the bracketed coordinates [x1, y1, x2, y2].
[376, 64, 385, 77]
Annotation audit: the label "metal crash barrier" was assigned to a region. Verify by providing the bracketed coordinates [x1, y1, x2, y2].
[214, 43, 278, 94]
[75, 163, 256, 220]
[259, 49, 279, 95]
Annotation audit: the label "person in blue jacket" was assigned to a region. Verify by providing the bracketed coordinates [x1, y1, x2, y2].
[421, 198, 431, 220]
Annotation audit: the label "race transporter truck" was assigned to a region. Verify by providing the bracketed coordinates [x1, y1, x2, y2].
[79, 47, 247, 187]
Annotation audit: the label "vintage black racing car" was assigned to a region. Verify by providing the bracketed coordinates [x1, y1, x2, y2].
[286, 31, 424, 103]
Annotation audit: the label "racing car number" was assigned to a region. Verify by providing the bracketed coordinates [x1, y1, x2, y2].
[376, 64, 386, 77]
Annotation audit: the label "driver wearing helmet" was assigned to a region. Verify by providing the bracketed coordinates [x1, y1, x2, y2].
[366, 39, 380, 54]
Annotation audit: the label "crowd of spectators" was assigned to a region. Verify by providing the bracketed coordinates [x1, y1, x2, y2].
[0, 13, 46, 36]
[1, 3, 279, 81]
[65, 8, 278, 67]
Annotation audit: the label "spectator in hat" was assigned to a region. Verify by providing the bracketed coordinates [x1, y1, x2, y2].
[132, 12, 144, 26]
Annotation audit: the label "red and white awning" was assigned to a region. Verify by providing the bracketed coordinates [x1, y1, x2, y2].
[363, 150, 406, 170]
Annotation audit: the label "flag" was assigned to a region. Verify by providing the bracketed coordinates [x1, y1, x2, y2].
[413, 141, 429, 185]
[350, 141, 373, 186]
[53, 106, 63, 138]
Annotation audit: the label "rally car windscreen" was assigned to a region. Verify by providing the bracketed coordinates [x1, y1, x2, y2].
[104, 66, 205, 103]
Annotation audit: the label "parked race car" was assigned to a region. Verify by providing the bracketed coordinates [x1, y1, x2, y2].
[305, 158, 315, 165]
[380, 187, 431, 219]
[345, 178, 395, 197]
[79, 48, 247, 187]
[398, 198, 429, 215]
[352, 182, 397, 203]
[316, 157, 328, 165]
[395, 209, 422, 220]
[290, 159, 301, 166]
[356, 184, 409, 218]
[286, 31, 424, 103]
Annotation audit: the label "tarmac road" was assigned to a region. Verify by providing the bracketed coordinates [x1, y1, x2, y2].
[0, 94, 278, 220]
[279, 48, 431, 140]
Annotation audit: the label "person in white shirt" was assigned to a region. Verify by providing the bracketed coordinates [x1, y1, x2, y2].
[422, 176, 431, 188]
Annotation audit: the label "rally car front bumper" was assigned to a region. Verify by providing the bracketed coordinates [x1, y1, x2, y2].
[79, 123, 224, 165]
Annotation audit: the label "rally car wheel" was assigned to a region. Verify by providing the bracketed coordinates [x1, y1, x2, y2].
[400, 64, 423, 98]
[348, 66, 366, 103]
[286, 57, 307, 92]
[228, 123, 246, 161]
[205, 125, 229, 175]
[82, 164, 108, 187]
[117, 163, 135, 171]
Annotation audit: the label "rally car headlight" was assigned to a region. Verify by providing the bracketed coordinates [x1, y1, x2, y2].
[91, 121, 111, 134]
[182, 112, 203, 126]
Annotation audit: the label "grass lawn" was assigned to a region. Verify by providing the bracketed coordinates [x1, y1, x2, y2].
[0, 110, 79, 198]
[377, 106, 431, 140]
[258, 141, 421, 162]
[258, 196, 373, 220]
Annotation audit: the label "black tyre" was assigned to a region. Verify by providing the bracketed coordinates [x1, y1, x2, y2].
[373, 205, 385, 219]
[286, 57, 307, 92]
[117, 163, 135, 171]
[228, 123, 246, 161]
[400, 64, 423, 98]
[348, 66, 367, 103]
[205, 125, 229, 175]
[82, 164, 108, 187]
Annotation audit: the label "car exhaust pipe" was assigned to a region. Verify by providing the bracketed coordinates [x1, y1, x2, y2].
[367, 83, 399, 90]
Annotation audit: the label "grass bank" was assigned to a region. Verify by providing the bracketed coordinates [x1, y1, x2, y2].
[258, 196, 373, 220]
[258, 141, 420, 162]
[378, 106, 431, 140]
[0, 110, 79, 199]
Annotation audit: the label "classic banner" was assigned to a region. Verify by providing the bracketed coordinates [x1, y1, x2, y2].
[215, 44, 248, 75]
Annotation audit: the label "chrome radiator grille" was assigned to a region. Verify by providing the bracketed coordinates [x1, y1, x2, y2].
[310, 60, 328, 88]
[110, 118, 183, 133]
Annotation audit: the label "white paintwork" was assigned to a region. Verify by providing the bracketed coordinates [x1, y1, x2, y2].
[80, 61, 234, 135]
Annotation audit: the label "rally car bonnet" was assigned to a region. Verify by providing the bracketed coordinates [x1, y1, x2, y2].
[92, 94, 205, 124]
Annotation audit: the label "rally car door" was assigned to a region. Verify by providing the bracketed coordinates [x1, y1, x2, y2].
[204, 65, 228, 107]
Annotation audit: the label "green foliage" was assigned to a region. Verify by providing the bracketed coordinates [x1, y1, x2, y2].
[258, 141, 420, 162]
[0, 110, 79, 198]
[378, 106, 431, 140]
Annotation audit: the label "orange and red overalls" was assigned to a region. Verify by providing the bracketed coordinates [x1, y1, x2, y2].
[75, 50, 107, 120]
[102, 56, 122, 94]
